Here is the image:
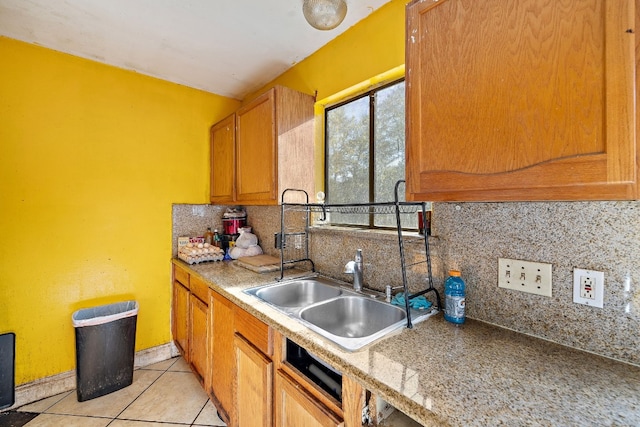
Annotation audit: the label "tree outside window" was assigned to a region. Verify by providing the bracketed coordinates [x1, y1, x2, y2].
[325, 80, 416, 229]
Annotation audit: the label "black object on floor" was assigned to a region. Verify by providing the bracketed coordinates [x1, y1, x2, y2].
[0, 333, 15, 410]
[0, 411, 39, 427]
[72, 301, 138, 401]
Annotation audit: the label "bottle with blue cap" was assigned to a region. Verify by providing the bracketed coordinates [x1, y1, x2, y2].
[444, 269, 466, 324]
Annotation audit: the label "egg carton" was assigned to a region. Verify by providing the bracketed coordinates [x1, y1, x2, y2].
[178, 242, 225, 265]
[178, 253, 224, 265]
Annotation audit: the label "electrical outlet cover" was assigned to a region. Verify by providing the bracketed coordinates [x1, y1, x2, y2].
[579, 276, 595, 299]
[573, 268, 604, 308]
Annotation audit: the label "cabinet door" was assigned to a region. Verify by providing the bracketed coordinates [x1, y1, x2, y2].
[236, 88, 277, 204]
[274, 370, 343, 427]
[173, 281, 190, 358]
[273, 86, 316, 203]
[210, 113, 236, 204]
[235, 334, 273, 427]
[189, 294, 208, 384]
[406, 0, 637, 201]
[209, 291, 235, 423]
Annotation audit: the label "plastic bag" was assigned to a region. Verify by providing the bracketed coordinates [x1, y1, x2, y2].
[72, 301, 138, 328]
[235, 231, 258, 249]
[244, 245, 263, 257]
[229, 246, 247, 259]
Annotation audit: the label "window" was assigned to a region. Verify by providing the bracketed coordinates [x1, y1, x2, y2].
[325, 79, 416, 229]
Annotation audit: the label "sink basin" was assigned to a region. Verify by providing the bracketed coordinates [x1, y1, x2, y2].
[244, 275, 436, 351]
[253, 278, 342, 308]
[299, 296, 406, 339]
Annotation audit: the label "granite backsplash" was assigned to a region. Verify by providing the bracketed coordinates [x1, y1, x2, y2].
[173, 201, 640, 366]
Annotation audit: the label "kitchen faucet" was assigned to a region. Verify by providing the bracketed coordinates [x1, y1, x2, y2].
[343, 249, 363, 292]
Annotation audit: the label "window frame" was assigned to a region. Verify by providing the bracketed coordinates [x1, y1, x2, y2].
[323, 78, 408, 230]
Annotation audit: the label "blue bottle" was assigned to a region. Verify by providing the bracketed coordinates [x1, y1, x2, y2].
[444, 270, 466, 324]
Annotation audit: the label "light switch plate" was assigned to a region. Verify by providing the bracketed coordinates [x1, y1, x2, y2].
[498, 258, 552, 297]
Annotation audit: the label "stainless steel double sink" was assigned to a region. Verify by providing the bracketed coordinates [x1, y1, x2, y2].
[244, 276, 435, 351]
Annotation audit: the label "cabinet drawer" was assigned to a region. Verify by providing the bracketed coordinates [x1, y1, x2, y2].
[174, 265, 190, 288]
[275, 370, 343, 427]
[190, 275, 209, 303]
[235, 307, 272, 356]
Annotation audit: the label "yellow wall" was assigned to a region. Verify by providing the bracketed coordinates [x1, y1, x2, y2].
[0, 36, 240, 385]
[246, 0, 407, 101]
[0, 0, 406, 386]
[250, 0, 409, 191]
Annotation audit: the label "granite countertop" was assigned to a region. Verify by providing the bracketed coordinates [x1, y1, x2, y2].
[175, 259, 640, 427]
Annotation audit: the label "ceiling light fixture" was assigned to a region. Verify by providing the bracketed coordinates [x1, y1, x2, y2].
[302, 0, 348, 31]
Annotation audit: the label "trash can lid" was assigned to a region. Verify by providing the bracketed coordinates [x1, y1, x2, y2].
[72, 300, 138, 328]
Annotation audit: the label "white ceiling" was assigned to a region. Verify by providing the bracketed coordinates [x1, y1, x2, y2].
[0, 0, 392, 100]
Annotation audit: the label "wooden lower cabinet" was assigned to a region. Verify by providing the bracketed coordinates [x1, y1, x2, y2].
[189, 275, 210, 385]
[209, 290, 235, 424]
[172, 265, 209, 385]
[172, 263, 363, 427]
[235, 334, 273, 427]
[172, 279, 189, 357]
[189, 294, 208, 383]
[274, 370, 343, 427]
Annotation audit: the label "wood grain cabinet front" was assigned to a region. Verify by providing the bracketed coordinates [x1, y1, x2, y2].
[172, 265, 190, 358]
[232, 306, 273, 427]
[172, 266, 209, 385]
[209, 85, 315, 205]
[405, 0, 638, 201]
[274, 370, 343, 427]
[174, 263, 365, 427]
[235, 334, 273, 427]
[210, 113, 236, 204]
[190, 276, 210, 385]
[209, 290, 235, 425]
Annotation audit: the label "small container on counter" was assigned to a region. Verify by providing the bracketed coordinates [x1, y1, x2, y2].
[223, 208, 247, 234]
[444, 270, 466, 324]
[204, 227, 214, 245]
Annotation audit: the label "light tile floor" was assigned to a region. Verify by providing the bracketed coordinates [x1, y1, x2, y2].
[17, 357, 226, 427]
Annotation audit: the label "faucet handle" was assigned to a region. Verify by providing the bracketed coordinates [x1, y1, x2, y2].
[355, 249, 363, 263]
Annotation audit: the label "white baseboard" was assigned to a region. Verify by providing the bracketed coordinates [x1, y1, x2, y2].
[5, 342, 178, 412]
[133, 342, 179, 368]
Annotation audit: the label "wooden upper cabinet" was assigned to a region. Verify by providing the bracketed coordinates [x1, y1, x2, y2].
[210, 86, 315, 206]
[210, 114, 236, 204]
[236, 89, 278, 203]
[405, 0, 638, 201]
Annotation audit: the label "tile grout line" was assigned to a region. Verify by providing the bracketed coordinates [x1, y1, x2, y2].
[105, 357, 182, 426]
[189, 398, 212, 427]
[24, 357, 213, 427]
[30, 390, 74, 415]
